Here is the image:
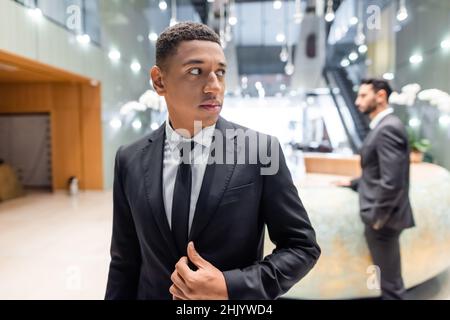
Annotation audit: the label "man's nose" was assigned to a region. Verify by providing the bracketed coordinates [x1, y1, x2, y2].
[204, 72, 221, 94]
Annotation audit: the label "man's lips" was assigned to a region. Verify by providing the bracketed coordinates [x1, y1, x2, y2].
[200, 104, 221, 108]
[199, 101, 222, 110]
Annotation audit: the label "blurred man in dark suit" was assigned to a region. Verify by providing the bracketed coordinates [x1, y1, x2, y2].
[336, 79, 415, 299]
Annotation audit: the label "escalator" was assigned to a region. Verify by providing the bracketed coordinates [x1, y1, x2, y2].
[323, 67, 370, 152]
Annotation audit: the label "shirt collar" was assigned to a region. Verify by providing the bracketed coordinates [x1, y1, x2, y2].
[165, 117, 216, 152]
[369, 107, 394, 130]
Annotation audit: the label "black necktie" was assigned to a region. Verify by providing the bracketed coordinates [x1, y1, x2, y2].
[171, 141, 195, 257]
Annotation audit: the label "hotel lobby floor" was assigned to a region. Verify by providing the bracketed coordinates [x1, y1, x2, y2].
[0, 190, 449, 300]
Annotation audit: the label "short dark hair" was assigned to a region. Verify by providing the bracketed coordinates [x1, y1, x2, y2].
[156, 22, 221, 70]
[360, 78, 393, 100]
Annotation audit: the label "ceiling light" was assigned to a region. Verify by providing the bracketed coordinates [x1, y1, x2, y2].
[109, 118, 122, 130]
[132, 119, 142, 130]
[280, 46, 289, 62]
[229, 16, 238, 26]
[358, 44, 368, 54]
[276, 33, 285, 43]
[340, 59, 350, 67]
[439, 115, 450, 126]
[28, 8, 42, 20]
[149, 32, 158, 42]
[325, 0, 335, 22]
[396, 0, 408, 22]
[285, 63, 294, 76]
[108, 50, 121, 62]
[409, 54, 423, 65]
[441, 38, 450, 49]
[350, 17, 359, 25]
[397, 9, 408, 21]
[76, 34, 91, 45]
[383, 73, 395, 80]
[325, 12, 335, 22]
[307, 96, 315, 105]
[273, 1, 282, 10]
[349, 51, 359, 61]
[159, 1, 168, 11]
[151, 122, 160, 130]
[409, 118, 421, 128]
[130, 61, 141, 73]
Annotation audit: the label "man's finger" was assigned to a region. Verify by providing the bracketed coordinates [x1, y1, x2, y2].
[175, 256, 194, 281]
[170, 284, 188, 300]
[187, 242, 209, 269]
[171, 270, 189, 295]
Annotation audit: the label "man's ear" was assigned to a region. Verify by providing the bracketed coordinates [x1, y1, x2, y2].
[376, 89, 388, 102]
[150, 66, 166, 96]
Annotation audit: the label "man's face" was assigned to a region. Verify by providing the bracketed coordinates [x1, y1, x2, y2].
[152, 40, 226, 132]
[355, 84, 378, 115]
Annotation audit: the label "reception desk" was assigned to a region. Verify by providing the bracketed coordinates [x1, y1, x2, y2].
[266, 153, 450, 299]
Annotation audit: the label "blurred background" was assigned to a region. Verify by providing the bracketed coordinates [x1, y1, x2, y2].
[0, 0, 449, 300]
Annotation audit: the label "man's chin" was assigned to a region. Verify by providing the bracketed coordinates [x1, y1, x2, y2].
[196, 109, 221, 125]
[359, 107, 373, 115]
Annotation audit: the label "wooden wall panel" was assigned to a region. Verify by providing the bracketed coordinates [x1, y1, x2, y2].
[0, 84, 53, 112]
[51, 84, 83, 190]
[0, 83, 103, 190]
[79, 84, 103, 190]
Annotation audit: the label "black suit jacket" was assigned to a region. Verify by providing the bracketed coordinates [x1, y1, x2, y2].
[351, 113, 415, 231]
[105, 117, 320, 300]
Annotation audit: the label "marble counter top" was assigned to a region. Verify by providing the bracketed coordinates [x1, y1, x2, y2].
[265, 163, 450, 299]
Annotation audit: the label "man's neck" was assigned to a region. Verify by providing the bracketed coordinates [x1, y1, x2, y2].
[369, 104, 389, 121]
[168, 118, 205, 138]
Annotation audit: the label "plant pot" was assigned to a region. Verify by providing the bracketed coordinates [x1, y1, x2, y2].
[410, 151, 424, 163]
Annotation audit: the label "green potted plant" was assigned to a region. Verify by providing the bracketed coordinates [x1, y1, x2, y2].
[407, 127, 431, 163]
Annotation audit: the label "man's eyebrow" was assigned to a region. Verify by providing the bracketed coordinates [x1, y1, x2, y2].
[182, 59, 204, 66]
[182, 59, 227, 68]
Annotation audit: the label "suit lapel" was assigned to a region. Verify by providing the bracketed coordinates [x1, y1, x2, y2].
[189, 117, 237, 241]
[141, 122, 179, 260]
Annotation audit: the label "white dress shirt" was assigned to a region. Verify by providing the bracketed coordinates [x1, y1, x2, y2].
[162, 119, 216, 233]
[369, 107, 394, 130]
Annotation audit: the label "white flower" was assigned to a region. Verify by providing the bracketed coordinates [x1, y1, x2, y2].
[389, 84, 422, 107]
[139, 90, 167, 112]
[401, 83, 421, 106]
[401, 83, 421, 95]
[389, 92, 408, 105]
[120, 101, 146, 115]
[418, 89, 450, 113]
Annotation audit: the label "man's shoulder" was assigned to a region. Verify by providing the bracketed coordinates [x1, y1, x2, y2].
[119, 135, 151, 154]
[373, 114, 409, 147]
[377, 114, 407, 135]
[116, 126, 162, 163]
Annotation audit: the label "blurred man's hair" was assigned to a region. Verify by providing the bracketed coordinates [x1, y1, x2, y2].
[360, 78, 393, 100]
[156, 22, 221, 70]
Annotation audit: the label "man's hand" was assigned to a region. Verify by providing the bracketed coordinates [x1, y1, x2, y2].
[332, 179, 351, 187]
[170, 242, 229, 300]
